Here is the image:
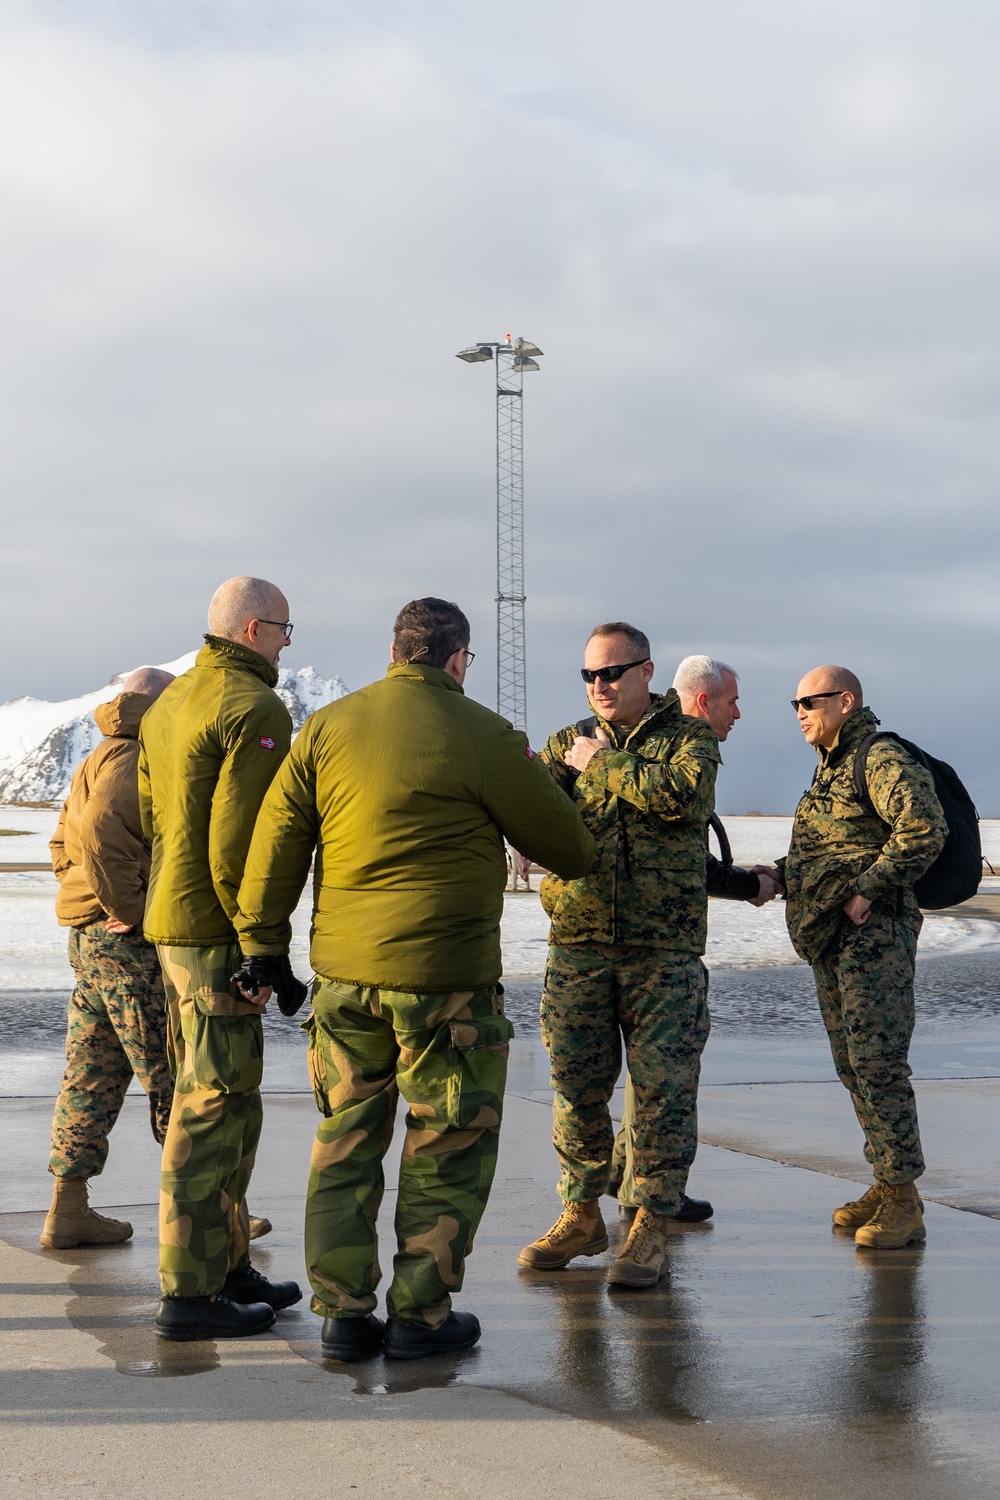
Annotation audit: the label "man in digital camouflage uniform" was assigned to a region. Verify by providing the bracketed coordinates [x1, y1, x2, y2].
[235, 598, 594, 1362]
[42, 667, 175, 1250]
[518, 623, 720, 1289]
[781, 665, 946, 1249]
[140, 576, 301, 1340]
[609, 654, 783, 1218]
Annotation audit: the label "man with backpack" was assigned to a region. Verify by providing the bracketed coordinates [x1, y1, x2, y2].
[781, 665, 948, 1248]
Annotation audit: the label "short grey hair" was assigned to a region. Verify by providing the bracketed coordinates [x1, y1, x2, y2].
[207, 576, 285, 642]
[673, 655, 738, 696]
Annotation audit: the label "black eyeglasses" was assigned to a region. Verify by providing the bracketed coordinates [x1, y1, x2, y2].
[790, 691, 842, 711]
[259, 620, 294, 640]
[581, 658, 649, 685]
[464, 649, 476, 665]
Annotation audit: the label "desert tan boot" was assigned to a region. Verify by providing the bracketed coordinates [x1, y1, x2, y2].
[248, 1215, 273, 1240]
[517, 1201, 608, 1269]
[854, 1181, 925, 1249]
[607, 1207, 670, 1288]
[832, 1182, 884, 1229]
[40, 1177, 133, 1249]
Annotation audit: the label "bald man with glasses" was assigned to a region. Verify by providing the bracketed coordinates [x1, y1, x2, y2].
[518, 621, 721, 1289]
[780, 665, 946, 1249]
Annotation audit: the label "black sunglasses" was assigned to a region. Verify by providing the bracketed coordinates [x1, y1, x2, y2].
[259, 619, 294, 640]
[581, 658, 649, 685]
[790, 691, 842, 711]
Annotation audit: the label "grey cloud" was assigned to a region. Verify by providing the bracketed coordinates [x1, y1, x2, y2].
[1, 2, 999, 812]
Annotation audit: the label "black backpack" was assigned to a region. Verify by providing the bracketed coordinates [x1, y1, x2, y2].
[853, 732, 982, 910]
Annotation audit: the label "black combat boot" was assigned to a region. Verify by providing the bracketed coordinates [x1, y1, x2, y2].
[222, 1263, 302, 1311]
[321, 1314, 386, 1362]
[155, 1295, 276, 1341]
[384, 1311, 481, 1360]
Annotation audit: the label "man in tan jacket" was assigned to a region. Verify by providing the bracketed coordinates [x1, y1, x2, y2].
[42, 666, 175, 1249]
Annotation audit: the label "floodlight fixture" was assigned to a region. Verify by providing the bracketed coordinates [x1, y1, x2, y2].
[456, 344, 494, 363]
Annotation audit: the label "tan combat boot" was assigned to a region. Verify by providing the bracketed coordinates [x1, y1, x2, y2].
[854, 1182, 925, 1249]
[607, 1207, 670, 1288]
[517, 1201, 608, 1269]
[832, 1182, 884, 1229]
[40, 1177, 133, 1249]
[248, 1215, 273, 1240]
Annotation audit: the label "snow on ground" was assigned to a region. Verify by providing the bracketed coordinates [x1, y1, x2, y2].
[3, 814, 999, 989]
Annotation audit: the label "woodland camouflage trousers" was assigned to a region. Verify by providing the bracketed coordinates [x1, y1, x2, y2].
[305, 975, 514, 1329]
[157, 943, 264, 1299]
[49, 923, 172, 1179]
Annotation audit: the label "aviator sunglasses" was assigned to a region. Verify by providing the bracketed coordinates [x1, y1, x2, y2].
[790, 691, 843, 711]
[581, 658, 649, 685]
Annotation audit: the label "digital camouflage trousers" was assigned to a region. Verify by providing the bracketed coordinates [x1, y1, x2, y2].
[50, 923, 172, 1179]
[157, 943, 264, 1299]
[305, 974, 514, 1329]
[812, 908, 924, 1185]
[542, 942, 710, 1216]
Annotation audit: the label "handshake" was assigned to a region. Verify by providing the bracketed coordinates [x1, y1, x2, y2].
[749, 865, 785, 908]
[231, 954, 310, 1016]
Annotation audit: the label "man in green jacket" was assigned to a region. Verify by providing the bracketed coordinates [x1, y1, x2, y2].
[782, 665, 946, 1249]
[235, 597, 595, 1362]
[139, 576, 302, 1341]
[518, 622, 720, 1290]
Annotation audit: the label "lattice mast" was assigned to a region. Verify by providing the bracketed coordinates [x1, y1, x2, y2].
[455, 334, 543, 733]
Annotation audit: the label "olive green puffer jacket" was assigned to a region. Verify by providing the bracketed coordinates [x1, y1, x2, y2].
[139, 635, 292, 946]
[235, 662, 595, 991]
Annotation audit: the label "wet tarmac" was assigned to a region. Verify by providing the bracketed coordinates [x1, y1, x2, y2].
[3, 951, 1000, 1497]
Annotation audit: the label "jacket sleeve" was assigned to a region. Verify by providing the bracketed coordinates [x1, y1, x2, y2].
[209, 699, 293, 924]
[538, 729, 578, 797]
[235, 723, 319, 956]
[137, 735, 154, 844]
[480, 727, 596, 879]
[575, 727, 720, 824]
[50, 800, 71, 881]
[79, 746, 148, 929]
[707, 852, 761, 901]
[854, 743, 948, 901]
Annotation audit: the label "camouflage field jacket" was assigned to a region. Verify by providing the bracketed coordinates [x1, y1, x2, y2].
[783, 707, 947, 964]
[538, 690, 720, 953]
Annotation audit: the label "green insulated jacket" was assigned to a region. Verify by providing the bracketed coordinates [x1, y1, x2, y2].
[538, 690, 721, 953]
[139, 636, 292, 946]
[235, 662, 596, 991]
[783, 707, 947, 964]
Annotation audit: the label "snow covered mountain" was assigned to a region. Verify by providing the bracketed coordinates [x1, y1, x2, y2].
[0, 652, 348, 804]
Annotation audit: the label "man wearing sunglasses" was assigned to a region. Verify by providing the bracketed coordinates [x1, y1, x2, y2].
[139, 575, 302, 1340]
[781, 665, 946, 1249]
[518, 622, 721, 1289]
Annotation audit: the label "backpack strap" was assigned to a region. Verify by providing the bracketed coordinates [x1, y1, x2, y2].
[708, 812, 733, 871]
[853, 730, 904, 818]
[575, 715, 599, 738]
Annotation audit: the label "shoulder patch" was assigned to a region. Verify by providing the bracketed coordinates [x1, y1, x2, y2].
[259, 736, 276, 750]
[525, 745, 536, 760]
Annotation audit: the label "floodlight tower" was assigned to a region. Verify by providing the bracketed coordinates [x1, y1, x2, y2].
[456, 335, 543, 733]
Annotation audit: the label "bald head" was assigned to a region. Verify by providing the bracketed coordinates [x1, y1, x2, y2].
[207, 576, 291, 667]
[121, 667, 174, 699]
[794, 664, 864, 750]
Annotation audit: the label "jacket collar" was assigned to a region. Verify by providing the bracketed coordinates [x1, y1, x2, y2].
[94, 691, 154, 740]
[594, 688, 681, 748]
[385, 662, 464, 695]
[816, 706, 881, 770]
[198, 634, 280, 688]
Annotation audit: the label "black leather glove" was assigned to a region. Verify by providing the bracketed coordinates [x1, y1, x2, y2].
[231, 954, 309, 1017]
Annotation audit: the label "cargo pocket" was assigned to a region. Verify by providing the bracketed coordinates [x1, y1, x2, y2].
[181, 993, 264, 1094]
[303, 1014, 331, 1117]
[445, 1015, 515, 1129]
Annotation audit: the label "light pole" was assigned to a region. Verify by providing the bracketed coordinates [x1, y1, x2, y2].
[456, 335, 543, 735]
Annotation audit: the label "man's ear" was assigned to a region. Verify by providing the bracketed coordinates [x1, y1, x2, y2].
[696, 690, 710, 716]
[389, 641, 396, 662]
[641, 659, 655, 685]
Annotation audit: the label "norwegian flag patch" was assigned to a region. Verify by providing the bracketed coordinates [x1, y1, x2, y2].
[524, 745, 536, 760]
[259, 736, 275, 750]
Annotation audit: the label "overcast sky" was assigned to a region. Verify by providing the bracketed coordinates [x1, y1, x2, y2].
[3, 1, 1000, 811]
